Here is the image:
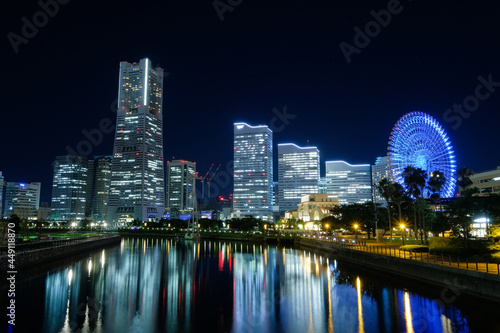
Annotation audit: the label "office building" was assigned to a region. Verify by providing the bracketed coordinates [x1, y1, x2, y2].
[372, 156, 393, 206]
[167, 159, 196, 212]
[278, 143, 320, 214]
[325, 160, 372, 205]
[233, 122, 273, 221]
[88, 156, 112, 222]
[108, 58, 165, 224]
[51, 155, 88, 222]
[466, 166, 500, 197]
[4, 182, 41, 220]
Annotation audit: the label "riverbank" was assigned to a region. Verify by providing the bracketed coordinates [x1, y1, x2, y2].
[0, 235, 121, 271]
[298, 237, 500, 303]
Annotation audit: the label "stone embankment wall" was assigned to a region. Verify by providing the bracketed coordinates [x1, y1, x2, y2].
[299, 238, 500, 303]
[0, 236, 121, 270]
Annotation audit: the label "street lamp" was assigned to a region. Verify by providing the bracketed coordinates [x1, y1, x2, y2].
[400, 224, 405, 245]
[354, 224, 358, 240]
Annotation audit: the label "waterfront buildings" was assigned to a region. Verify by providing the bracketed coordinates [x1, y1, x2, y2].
[466, 166, 500, 197]
[233, 122, 273, 221]
[51, 155, 88, 221]
[166, 159, 196, 214]
[371, 156, 392, 206]
[278, 143, 320, 215]
[324, 161, 372, 205]
[4, 181, 41, 220]
[107, 58, 165, 224]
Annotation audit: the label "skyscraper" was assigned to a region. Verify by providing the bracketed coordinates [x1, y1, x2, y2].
[372, 156, 392, 206]
[88, 156, 112, 222]
[233, 122, 273, 221]
[4, 182, 41, 220]
[325, 160, 372, 205]
[278, 143, 320, 214]
[107, 58, 165, 224]
[51, 156, 88, 221]
[166, 160, 196, 212]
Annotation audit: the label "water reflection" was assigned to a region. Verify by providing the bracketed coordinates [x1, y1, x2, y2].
[15, 238, 495, 332]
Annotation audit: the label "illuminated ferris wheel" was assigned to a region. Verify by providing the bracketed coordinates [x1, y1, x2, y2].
[388, 111, 457, 198]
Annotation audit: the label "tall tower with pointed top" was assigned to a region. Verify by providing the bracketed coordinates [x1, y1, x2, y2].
[107, 58, 165, 224]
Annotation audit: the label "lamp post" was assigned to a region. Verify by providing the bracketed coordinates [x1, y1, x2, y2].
[400, 224, 405, 245]
[354, 224, 358, 240]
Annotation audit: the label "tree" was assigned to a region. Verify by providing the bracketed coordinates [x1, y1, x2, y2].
[457, 167, 474, 194]
[446, 189, 478, 246]
[377, 178, 394, 242]
[391, 182, 406, 225]
[402, 166, 428, 244]
[329, 203, 376, 239]
[428, 170, 446, 211]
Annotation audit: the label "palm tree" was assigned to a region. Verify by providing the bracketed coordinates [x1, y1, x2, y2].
[457, 167, 474, 194]
[391, 182, 406, 225]
[402, 166, 427, 243]
[428, 170, 446, 212]
[377, 178, 394, 242]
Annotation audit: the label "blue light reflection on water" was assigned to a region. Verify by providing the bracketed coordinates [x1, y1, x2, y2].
[13, 238, 491, 332]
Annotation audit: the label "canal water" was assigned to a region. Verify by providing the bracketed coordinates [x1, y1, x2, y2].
[4, 238, 500, 333]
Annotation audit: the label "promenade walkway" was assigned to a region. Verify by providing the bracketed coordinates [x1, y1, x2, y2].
[307, 236, 500, 275]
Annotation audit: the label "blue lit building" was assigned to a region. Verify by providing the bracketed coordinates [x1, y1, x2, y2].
[4, 181, 41, 220]
[325, 161, 372, 205]
[371, 156, 392, 206]
[51, 156, 88, 222]
[107, 58, 165, 224]
[278, 143, 320, 214]
[233, 123, 273, 221]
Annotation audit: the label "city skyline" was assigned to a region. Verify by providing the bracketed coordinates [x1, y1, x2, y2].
[3, 1, 500, 203]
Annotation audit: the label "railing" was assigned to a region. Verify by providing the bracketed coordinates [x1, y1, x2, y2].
[0, 235, 110, 255]
[308, 236, 500, 276]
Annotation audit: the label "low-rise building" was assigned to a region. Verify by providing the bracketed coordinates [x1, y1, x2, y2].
[285, 193, 339, 223]
[466, 166, 500, 197]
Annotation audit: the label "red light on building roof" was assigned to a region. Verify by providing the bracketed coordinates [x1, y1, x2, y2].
[262, 173, 266, 175]
[136, 153, 139, 155]
[248, 173, 251, 176]
[248, 200, 251, 202]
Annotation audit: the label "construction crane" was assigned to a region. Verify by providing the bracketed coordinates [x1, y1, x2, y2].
[201, 164, 214, 202]
[207, 164, 221, 200]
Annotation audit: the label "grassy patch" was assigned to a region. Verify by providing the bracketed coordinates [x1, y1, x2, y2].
[400, 245, 429, 252]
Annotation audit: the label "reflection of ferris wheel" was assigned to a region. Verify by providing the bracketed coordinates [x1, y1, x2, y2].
[388, 112, 457, 198]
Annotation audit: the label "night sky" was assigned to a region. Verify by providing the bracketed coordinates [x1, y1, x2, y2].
[2, 0, 500, 203]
